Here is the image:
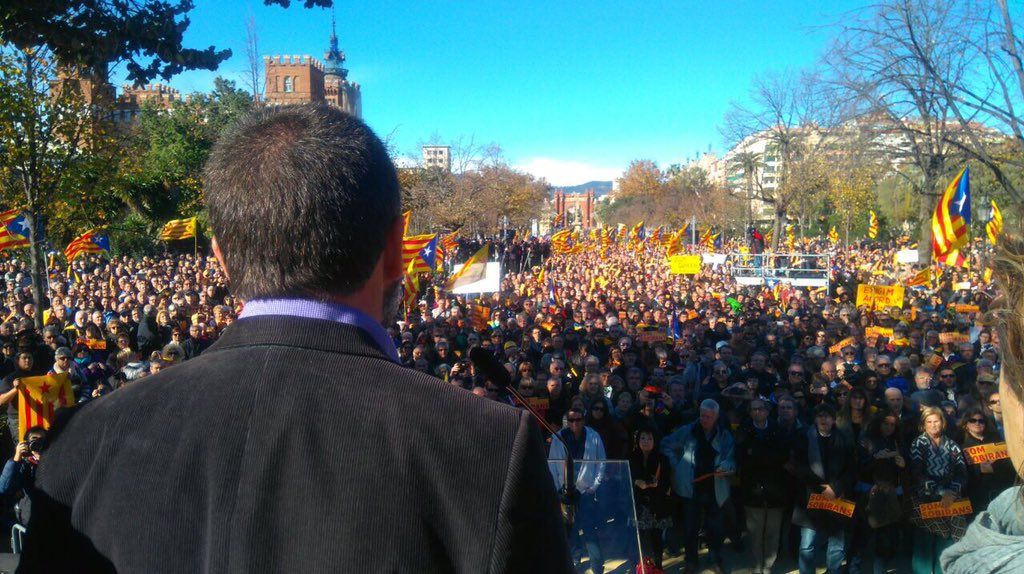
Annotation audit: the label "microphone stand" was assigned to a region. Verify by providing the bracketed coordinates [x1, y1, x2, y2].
[501, 382, 577, 529]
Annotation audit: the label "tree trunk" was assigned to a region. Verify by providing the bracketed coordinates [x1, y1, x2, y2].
[25, 211, 46, 332]
[917, 179, 937, 263]
[774, 211, 785, 251]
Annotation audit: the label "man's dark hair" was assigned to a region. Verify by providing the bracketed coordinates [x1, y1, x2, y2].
[204, 105, 400, 299]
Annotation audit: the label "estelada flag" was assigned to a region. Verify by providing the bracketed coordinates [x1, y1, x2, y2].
[160, 217, 198, 241]
[402, 233, 435, 270]
[18, 373, 73, 440]
[932, 167, 971, 260]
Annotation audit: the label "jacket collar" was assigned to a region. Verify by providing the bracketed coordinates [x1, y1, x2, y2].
[204, 315, 392, 363]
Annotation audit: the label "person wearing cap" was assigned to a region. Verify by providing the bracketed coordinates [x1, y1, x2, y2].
[48, 347, 84, 401]
[789, 403, 855, 574]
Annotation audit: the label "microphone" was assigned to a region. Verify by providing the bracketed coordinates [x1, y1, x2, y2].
[468, 346, 578, 520]
[469, 346, 513, 392]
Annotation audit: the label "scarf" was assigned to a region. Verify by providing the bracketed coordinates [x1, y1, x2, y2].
[808, 426, 827, 481]
[941, 486, 1024, 573]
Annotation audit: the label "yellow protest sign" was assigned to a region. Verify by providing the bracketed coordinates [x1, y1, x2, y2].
[954, 304, 980, 314]
[807, 494, 856, 518]
[637, 331, 667, 344]
[924, 353, 944, 373]
[865, 327, 893, 345]
[939, 332, 970, 345]
[918, 499, 973, 519]
[856, 284, 905, 309]
[669, 255, 702, 275]
[964, 442, 1010, 464]
[829, 337, 856, 356]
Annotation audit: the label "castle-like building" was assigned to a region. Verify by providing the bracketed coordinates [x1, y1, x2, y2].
[263, 18, 361, 118]
[54, 19, 361, 122]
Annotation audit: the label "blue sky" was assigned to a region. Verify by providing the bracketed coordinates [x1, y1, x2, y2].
[125, 0, 864, 186]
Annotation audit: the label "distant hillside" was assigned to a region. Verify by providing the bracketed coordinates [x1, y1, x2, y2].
[552, 181, 613, 197]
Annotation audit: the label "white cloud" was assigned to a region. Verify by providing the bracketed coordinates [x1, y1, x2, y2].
[515, 157, 622, 187]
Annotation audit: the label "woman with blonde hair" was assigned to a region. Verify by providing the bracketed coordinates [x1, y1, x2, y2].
[909, 406, 967, 573]
[943, 235, 1024, 571]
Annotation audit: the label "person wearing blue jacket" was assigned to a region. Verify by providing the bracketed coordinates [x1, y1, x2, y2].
[661, 398, 735, 574]
[0, 425, 45, 526]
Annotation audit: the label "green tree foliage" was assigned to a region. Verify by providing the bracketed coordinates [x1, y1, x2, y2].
[116, 77, 252, 223]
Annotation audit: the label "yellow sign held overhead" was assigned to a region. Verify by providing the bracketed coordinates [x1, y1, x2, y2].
[669, 255, 702, 275]
[855, 284, 905, 309]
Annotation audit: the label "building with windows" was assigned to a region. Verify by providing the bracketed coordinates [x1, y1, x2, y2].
[421, 146, 452, 171]
[263, 19, 361, 117]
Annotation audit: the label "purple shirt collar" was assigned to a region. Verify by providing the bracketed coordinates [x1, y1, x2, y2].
[238, 298, 399, 363]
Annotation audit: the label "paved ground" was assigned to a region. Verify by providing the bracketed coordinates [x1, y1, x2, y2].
[584, 538, 913, 573]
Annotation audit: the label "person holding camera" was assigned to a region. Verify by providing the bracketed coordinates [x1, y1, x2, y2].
[0, 426, 46, 525]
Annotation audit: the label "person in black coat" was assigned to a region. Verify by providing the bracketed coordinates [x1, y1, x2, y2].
[850, 411, 909, 574]
[788, 403, 856, 574]
[629, 428, 673, 570]
[958, 405, 1015, 516]
[18, 105, 571, 573]
[735, 398, 791, 574]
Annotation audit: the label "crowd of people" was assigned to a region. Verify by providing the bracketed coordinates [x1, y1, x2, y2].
[0, 229, 1008, 574]
[399, 232, 1001, 574]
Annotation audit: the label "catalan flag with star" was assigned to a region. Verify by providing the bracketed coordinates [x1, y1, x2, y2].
[402, 233, 436, 271]
[65, 229, 110, 261]
[408, 234, 438, 275]
[0, 209, 32, 251]
[932, 167, 971, 266]
[18, 373, 73, 440]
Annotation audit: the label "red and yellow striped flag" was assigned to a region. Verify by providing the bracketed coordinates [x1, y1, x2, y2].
[932, 167, 971, 261]
[401, 233, 435, 269]
[986, 199, 1003, 245]
[17, 373, 73, 440]
[160, 217, 197, 241]
[666, 228, 686, 257]
[905, 267, 932, 287]
[868, 211, 879, 239]
[0, 209, 29, 251]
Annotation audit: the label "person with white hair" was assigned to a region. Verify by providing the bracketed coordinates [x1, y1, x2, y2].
[661, 398, 735, 573]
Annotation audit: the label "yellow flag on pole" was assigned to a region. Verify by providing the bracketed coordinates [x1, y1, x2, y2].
[160, 217, 198, 241]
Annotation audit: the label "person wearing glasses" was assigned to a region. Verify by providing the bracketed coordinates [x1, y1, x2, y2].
[981, 390, 1005, 438]
[958, 405, 1014, 517]
[548, 406, 607, 574]
[586, 396, 627, 460]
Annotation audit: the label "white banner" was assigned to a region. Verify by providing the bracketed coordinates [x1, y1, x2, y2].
[895, 249, 919, 264]
[450, 262, 502, 294]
